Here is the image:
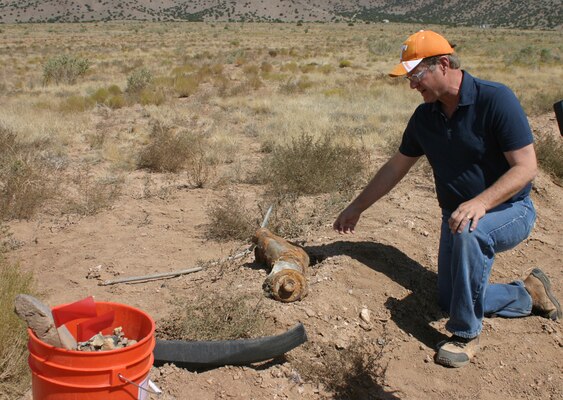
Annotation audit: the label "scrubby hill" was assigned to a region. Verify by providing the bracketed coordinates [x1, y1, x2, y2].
[0, 0, 561, 29]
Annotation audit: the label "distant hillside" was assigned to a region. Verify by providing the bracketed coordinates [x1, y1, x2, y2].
[0, 0, 560, 29]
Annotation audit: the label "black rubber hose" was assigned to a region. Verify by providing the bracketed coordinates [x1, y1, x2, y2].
[153, 323, 307, 370]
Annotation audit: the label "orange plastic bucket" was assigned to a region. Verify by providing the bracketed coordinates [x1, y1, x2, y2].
[28, 301, 155, 400]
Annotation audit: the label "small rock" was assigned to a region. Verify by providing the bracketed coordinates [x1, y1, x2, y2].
[14, 294, 61, 347]
[360, 308, 371, 323]
[303, 307, 316, 318]
[91, 334, 105, 348]
[424, 355, 432, 363]
[359, 322, 372, 331]
[86, 265, 103, 279]
[334, 340, 347, 350]
[102, 337, 116, 351]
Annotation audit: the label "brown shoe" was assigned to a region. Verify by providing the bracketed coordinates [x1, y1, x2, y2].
[435, 335, 480, 368]
[523, 268, 562, 320]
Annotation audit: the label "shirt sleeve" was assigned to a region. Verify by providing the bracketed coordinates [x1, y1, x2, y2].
[489, 85, 534, 152]
[399, 109, 425, 157]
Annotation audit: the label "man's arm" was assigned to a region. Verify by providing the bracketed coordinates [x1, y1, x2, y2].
[333, 151, 420, 234]
[449, 143, 538, 233]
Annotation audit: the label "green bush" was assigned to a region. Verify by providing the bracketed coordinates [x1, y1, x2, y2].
[42, 54, 90, 85]
[126, 68, 153, 94]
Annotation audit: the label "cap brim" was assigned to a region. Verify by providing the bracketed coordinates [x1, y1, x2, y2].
[388, 59, 423, 77]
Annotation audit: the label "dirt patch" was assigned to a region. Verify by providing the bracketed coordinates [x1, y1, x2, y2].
[9, 115, 563, 400]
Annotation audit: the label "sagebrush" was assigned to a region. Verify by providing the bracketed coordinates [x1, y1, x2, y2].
[261, 133, 367, 197]
[42, 54, 90, 85]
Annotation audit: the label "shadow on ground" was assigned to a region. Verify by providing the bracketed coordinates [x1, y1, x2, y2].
[307, 240, 448, 349]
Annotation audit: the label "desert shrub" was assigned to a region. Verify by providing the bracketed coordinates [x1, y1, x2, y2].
[138, 87, 166, 106]
[261, 133, 367, 197]
[319, 64, 334, 74]
[138, 121, 199, 173]
[300, 63, 317, 73]
[186, 139, 216, 189]
[65, 171, 123, 216]
[260, 61, 274, 73]
[536, 133, 563, 183]
[108, 84, 122, 95]
[290, 339, 387, 399]
[339, 59, 352, 68]
[0, 125, 55, 220]
[279, 76, 313, 94]
[58, 95, 95, 113]
[42, 54, 90, 85]
[106, 93, 126, 109]
[368, 38, 395, 56]
[225, 49, 246, 65]
[280, 62, 299, 73]
[157, 291, 268, 341]
[126, 68, 153, 94]
[206, 191, 257, 241]
[243, 64, 260, 75]
[504, 46, 560, 67]
[173, 75, 200, 97]
[89, 85, 126, 109]
[520, 85, 563, 116]
[91, 87, 110, 104]
[0, 260, 34, 399]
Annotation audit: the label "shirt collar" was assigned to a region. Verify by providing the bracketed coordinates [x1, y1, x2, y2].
[432, 70, 476, 113]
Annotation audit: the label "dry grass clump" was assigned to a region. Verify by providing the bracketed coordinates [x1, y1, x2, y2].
[290, 339, 387, 399]
[206, 191, 258, 241]
[0, 260, 34, 399]
[261, 133, 367, 197]
[64, 170, 123, 216]
[520, 85, 563, 116]
[137, 121, 196, 173]
[157, 291, 268, 341]
[58, 94, 95, 113]
[0, 125, 57, 220]
[535, 132, 563, 184]
[90, 85, 126, 109]
[138, 120, 218, 186]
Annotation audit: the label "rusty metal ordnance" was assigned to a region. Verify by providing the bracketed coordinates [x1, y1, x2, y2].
[253, 227, 309, 303]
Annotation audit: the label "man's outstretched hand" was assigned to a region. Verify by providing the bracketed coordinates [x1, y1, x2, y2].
[333, 206, 361, 234]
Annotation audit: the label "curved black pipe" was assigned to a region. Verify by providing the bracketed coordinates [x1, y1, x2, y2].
[153, 323, 307, 370]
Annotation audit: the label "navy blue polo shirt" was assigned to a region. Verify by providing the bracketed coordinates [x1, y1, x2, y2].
[399, 71, 533, 212]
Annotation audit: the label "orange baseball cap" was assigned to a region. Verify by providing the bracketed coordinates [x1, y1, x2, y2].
[389, 30, 454, 77]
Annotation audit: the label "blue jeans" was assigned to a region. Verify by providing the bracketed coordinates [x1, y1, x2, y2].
[438, 197, 536, 339]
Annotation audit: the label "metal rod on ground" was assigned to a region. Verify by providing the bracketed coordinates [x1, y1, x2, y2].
[100, 205, 274, 286]
[100, 267, 203, 286]
[261, 204, 274, 228]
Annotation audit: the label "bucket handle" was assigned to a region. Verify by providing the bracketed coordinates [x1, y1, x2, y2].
[118, 373, 162, 396]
